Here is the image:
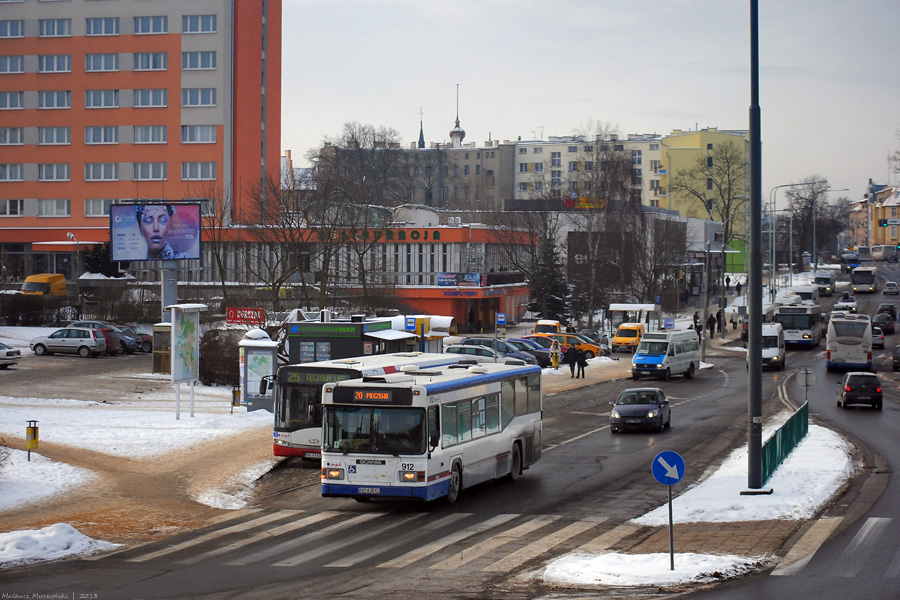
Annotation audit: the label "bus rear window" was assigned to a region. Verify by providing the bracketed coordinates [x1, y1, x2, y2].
[832, 322, 868, 337]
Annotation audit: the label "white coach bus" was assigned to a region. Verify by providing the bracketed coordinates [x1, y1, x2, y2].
[320, 361, 542, 503]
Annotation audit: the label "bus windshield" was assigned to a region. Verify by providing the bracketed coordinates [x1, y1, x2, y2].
[323, 406, 426, 456]
[274, 384, 322, 432]
[775, 314, 812, 330]
[637, 341, 668, 355]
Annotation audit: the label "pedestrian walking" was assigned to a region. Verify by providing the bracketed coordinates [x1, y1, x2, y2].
[716, 309, 724, 334]
[735, 281, 743, 297]
[707, 313, 717, 337]
[576, 348, 587, 379]
[550, 340, 562, 369]
[564, 345, 578, 378]
[730, 313, 737, 331]
[693, 311, 700, 329]
[725, 275, 731, 291]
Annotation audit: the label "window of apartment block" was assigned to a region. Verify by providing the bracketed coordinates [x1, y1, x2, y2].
[0, 20, 25, 38]
[133, 162, 167, 180]
[534, 163, 543, 173]
[632, 169, 642, 186]
[551, 152, 561, 167]
[134, 16, 167, 35]
[583, 145, 593, 152]
[38, 18, 71, 37]
[84, 125, 118, 144]
[463, 165, 469, 176]
[84, 163, 118, 181]
[533, 147, 542, 154]
[134, 52, 167, 71]
[551, 170, 561, 185]
[568, 146, 577, 152]
[182, 51, 216, 70]
[568, 181, 578, 193]
[38, 54, 71, 73]
[650, 143, 659, 150]
[0, 127, 22, 144]
[0, 164, 23, 181]
[584, 161, 594, 171]
[476, 165, 480, 175]
[181, 162, 216, 181]
[37, 90, 69, 109]
[518, 147, 526, 154]
[0, 90, 24, 109]
[534, 182, 543, 192]
[84, 198, 113, 217]
[38, 163, 70, 181]
[38, 199, 70, 217]
[568, 161, 578, 172]
[0, 55, 24, 73]
[133, 89, 167, 108]
[37, 126, 71, 145]
[85, 53, 119, 72]
[85, 89, 119, 108]
[518, 183, 527, 192]
[133, 125, 166, 144]
[182, 14, 217, 34]
[584, 181, 593, 192]
[707, 143, 713, 150]
[632, 150, 642, 165]
[706, 178, 713, 190]
[181, 125, 216, 143]
[518, 163, 527, 173]
[650, 159, 660, 172]
[85, 17, 119, 36]
[707, 156, 713, 168]
[181, 88, 216, 107]
[0, 199, 23, 216]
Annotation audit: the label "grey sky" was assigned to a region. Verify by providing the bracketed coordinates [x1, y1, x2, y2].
[282, 0, 900, 205]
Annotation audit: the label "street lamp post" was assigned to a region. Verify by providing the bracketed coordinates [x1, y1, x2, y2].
[67, 232, 78, 279]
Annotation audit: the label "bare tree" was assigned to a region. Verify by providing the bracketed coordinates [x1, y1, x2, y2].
[668, 139, 748, 249]
[891, 129, 900, 175]
[189, 181, 232, 302]
[785, 177, 848, 265]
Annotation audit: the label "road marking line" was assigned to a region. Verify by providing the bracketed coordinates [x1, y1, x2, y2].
[771, 516, 842, 576]
[886, 545, 900, 579]
[178, 511, 340, 564]
[545, 427, 607, 451]
[430, 515, 560, 570]
[833, 517, 892, 578]
[574, 522, 635, 553]
[126, 510, 303, 562]
[481, 519, 597, 572]
[378, 513, 518, 569]
[228, 511, 383, 566]
[322, 512, 469, 568]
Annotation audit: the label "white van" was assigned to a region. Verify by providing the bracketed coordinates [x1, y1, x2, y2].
[813, 272, 836, 296]
[760, 323, 786, 370]
[795, 285, 820, 304]
[631, 329, 700, 381]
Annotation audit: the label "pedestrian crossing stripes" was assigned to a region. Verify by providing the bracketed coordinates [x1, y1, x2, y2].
[109, 510, 900, 580]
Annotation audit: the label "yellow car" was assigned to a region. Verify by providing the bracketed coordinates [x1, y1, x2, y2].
[536, 333, 602, 359]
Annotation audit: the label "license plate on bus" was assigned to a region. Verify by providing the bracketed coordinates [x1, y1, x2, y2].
[359, 487, 380, 494]
[306, 452, 321, 459]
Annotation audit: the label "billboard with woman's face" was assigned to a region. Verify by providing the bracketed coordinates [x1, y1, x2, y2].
[110, 204, 201, 262]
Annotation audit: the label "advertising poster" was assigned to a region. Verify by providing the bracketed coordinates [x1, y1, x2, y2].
[171, 310, 199, 384]
[110, 203, 201, 262]
[245, 348, 275, 399]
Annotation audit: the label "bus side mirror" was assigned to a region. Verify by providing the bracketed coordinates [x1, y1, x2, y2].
[260, 375, 274, 396]
[429, 430, 440, 451]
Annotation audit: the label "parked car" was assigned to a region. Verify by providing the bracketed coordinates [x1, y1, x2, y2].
[893, 345, 900, 372]
[872, 326, 885, 349]
[609, 387, 671, 433]
[872, 312, 895, 334]
[444, 344, 507, 364]
[535, 333, 603, 358]
[522, 335, 569, 353]
[505, 338, 553, 368]
[579, 328, 609, 345]
[119, 325, 153, 353]
[459, 338, 538, 365]
[876, 303, 897, 321]
[0, 341, 22, 369]
[884, 281, 900, 295]
[30, 327, 107, 358]
[67, 320, 138, 355]
[836, 372, 883, 410]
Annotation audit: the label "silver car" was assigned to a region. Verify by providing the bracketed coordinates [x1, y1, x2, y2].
[31, 327, 107, 358]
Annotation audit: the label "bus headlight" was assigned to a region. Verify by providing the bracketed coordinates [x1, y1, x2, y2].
[803, 334, 810, 339]
[399, 470, 425, 483]
[322, 468, 344, 480]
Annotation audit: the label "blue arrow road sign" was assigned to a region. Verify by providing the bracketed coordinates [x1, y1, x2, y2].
[652, 450, 685, 485]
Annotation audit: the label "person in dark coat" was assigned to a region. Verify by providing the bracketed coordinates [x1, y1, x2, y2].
[564, 345, 578, 378]
[575, 348, 588, 379]
[707, 313, 717, 337]
[735, 281, 742, 296]
[716, 309, 724, 334]
[693, 311, 700, 329]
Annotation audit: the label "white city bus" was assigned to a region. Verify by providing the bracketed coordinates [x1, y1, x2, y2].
[774, 303, 822, 347]
[851, 266, 879, 293]
[321, 361, 543, 503]
[826, 314, 872, 372]
[267, 353, 461, 459]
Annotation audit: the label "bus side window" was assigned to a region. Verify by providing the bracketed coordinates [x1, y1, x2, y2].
[485, 394, 500, 434]
[527, 374, 541, 413]
[442, 404, 458, 446]
[500, 380, 515, 429]
[515, 378, 528, 416]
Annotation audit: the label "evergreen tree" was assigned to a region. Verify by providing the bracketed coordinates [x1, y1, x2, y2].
[528, 240, 571, 322]
[82, 242, 125, 278]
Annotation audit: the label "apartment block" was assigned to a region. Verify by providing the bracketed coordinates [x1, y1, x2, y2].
[0, 0, 281, 279]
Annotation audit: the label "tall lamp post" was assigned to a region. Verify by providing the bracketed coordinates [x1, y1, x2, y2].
[769, 181, 826, 296]
[67, 232, 78, 279]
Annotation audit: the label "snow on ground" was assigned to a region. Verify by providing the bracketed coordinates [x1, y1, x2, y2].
[0, 323, 859, 586]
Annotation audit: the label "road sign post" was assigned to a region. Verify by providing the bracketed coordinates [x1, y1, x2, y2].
[652, 450, 685, 571]
[798, 366, 815, 405]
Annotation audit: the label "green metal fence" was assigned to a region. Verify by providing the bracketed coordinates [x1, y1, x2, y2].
[761, 401, 808, 486]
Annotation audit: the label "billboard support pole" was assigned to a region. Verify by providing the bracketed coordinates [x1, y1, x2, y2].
[161, 261, 177, 323]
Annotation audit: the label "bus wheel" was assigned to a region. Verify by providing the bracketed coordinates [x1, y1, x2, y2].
[447, 463, 462, 504]
[508, 444, 522, 482]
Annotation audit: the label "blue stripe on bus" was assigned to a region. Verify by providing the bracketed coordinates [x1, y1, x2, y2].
[422, 365, 542, 395]
[322, 480, 451, 502]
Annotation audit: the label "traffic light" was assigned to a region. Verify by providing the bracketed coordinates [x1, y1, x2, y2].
[880, 219, 888, 227]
